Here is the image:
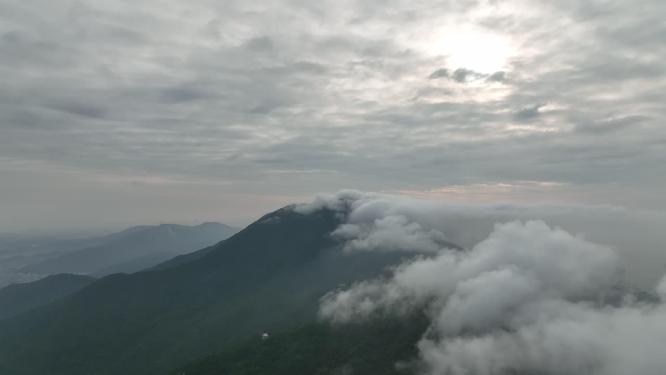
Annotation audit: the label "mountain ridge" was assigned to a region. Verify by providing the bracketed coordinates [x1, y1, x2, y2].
[20, 222, 238, 276]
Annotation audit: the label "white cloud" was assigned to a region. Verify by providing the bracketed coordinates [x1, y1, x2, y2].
[332, 214, 451, 253]
[320, 219, 620, 323]
[311, 191, 666, 375]
[418, 301, 666, 375]
[296, 191, 666, 287]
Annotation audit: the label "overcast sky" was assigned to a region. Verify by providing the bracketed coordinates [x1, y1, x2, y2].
[1, 0, 664, 232]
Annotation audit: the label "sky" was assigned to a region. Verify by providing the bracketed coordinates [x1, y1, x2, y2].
[1, 0, 665, 232]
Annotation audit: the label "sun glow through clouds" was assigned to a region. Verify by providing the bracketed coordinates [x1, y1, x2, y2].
[429, 25, 515, 74]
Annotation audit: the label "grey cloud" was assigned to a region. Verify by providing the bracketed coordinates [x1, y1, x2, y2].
[159, 85, 211, 103]
[0, 0, 665, 231]
[574, 115, 646, 135]
[428, 68, 449, 79]
[513, 104, 544, 121]
[452, 68, 483, 83]
[45, 101, 108, 119]
[486, 70, 507, 82]
[243, 36, 275, 52]
[2, 31, 21, 45]
[249, 99, 285, 114]
[290, 61, 328, 74]
[427, 67, 486, 83]
[429, 67, 496, 83]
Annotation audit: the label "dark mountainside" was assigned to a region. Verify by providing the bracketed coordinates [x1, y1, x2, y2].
[0, 274, 95, 320]
[149, 243, 217, 271]
[20, 222, 238, 276]
[0, 206, 430, 375]
[176, 316, 430, 375]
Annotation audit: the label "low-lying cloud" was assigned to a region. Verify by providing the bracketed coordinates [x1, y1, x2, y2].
[332, 215, 451, 253]
[295, 191, 666, 375]
[295, 190, 666, 288]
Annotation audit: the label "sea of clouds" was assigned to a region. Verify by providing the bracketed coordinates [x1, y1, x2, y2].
[295, 191, 666, 375]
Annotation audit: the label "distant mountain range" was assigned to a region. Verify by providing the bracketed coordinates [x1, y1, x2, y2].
[0, 206, 436, 375]
[0, 233, 112, 287]
[19, 222, 238, 276]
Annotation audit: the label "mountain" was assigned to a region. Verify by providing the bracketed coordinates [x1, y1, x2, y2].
[20, 222, 238, 277]
[0, 206, 431, 375]
[175, 316, 429, 375]
[0, 233, 114, 288]
[149, 243, 217, 271]
[0, 274, 95, 320]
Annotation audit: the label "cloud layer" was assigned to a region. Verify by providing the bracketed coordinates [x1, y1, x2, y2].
[296, 191, 666, 287]
[309, 192, 666, 375]
[1, 0, 665, 230]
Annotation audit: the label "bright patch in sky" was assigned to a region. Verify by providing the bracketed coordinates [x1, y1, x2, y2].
[430, 25, 515, 73]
